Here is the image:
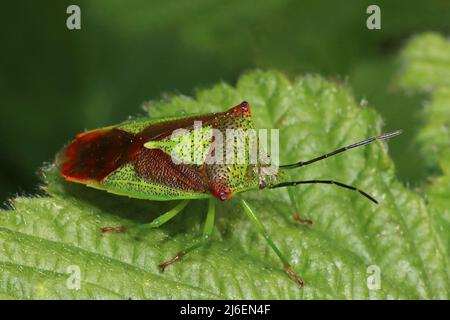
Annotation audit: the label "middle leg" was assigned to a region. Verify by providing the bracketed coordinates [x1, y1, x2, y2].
[159, 198, 216, 271]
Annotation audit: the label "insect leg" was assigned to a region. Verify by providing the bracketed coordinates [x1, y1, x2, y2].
[240, 199, 304, 288]
[146, 200, 190, 228]
[101, 200, 190, 235]
[159, 198, 216, 271]
[287, 188, 313, 225]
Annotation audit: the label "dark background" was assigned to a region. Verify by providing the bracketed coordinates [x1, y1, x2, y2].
[1, 0, 449, 201]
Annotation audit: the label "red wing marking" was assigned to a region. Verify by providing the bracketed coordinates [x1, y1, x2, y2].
[58, 128, 137, 183]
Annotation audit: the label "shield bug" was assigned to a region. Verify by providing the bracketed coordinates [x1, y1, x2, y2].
[56, 101, 401, 287]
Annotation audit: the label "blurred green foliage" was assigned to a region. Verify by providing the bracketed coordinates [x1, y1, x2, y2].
[1, 0, 449, 200]
[397, 33, 450, 256]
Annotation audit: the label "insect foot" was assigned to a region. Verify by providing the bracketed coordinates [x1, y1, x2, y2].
[284, 265, 304, 288]
[158, 251, 185, 272]
[292, 213, 313, 225]
[100, 225, 126, 235]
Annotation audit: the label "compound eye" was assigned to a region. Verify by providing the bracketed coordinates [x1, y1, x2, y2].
[211, 183, 233, 201]
[259, 180, 266, 189]
[220, 192, 229, 201]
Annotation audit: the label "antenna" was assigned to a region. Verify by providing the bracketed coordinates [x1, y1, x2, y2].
[280, 130, 402, 170]
[271, 130, 403, 204]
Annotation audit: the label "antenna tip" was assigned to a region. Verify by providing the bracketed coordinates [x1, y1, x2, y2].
[378, 129, 403, 140]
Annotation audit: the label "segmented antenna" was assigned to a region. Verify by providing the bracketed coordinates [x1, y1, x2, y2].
[269, 179, 378, 204]
[271, 130, 402, 204]
[280, 130, 402, 170]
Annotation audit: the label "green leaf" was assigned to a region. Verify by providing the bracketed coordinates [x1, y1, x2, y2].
[397, 33, 450, 92]
[1, 70, 449, 299]
[397, 33, 450, 170]
[397, 33, 450, 259]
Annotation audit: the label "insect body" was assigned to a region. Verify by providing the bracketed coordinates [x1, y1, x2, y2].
[57, 101, 401, 287]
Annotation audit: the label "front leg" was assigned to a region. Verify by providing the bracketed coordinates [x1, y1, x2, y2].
[287, 188, 313, 225]
[240, 199, 304, 288]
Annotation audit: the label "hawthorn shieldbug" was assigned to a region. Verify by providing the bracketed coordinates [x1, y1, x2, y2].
[56, 101, 401, 287]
